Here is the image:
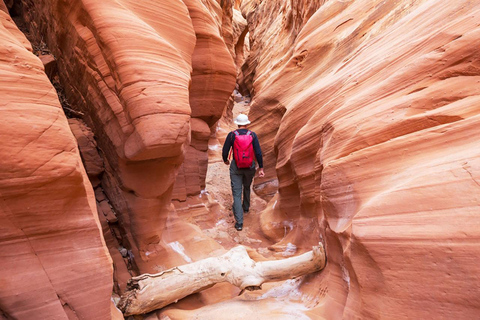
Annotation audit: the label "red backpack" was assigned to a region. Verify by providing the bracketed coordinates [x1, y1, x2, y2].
[232, 130, 254, 168]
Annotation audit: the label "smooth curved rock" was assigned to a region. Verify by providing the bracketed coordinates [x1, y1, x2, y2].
[0, 8, 113, 319]
[240, 0, 324, 199]
[246, 0, 480, 318]
[17, 0, 198, 272]
[172, 0, 236, 200]
[19, 0, 235, 274]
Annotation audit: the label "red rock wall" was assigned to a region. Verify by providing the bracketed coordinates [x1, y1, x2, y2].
[172, 0, 237, 201]
[0, 5, 113, 319]
[239, 0, 325, 199]
[240, 0, 324, 96]
[246, 0, 480, 318]
[18, 0, 195, 273]
[18, 0, 236, 272]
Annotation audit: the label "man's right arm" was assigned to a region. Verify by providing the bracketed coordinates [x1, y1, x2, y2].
[222, 132, 233, 164]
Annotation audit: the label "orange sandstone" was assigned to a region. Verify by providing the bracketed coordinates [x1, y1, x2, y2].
[19, 0, 235, 274]
[0, 6, 113, 319]
[246, 0, 480, 318]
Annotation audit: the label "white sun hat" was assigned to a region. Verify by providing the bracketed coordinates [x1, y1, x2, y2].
[234, 114, 251, 125]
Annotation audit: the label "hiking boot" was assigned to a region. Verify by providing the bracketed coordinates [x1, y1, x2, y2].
[235, 223, 243, 231]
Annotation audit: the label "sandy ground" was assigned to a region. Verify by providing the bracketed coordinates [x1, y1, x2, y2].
[156, 96, 318, 320]
[203, 96, 273, 253]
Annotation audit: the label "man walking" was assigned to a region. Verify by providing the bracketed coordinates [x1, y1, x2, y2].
[222, 114, 264, 231]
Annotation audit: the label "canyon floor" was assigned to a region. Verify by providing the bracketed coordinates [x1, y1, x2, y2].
[204, 96, 271, 250]
[152, 99, 320, 320]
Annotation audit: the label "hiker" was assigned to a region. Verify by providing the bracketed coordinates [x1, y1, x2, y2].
[222, 114, 264, 231]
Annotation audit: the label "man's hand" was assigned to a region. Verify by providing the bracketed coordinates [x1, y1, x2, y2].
[224, 160, 230, 165]
[258, 168, 265, 178]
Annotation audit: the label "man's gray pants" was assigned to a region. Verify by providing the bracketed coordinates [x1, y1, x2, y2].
[229, 160, 255, 225]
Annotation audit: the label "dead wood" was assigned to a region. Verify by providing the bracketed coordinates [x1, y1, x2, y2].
[118, 243, 326, 316]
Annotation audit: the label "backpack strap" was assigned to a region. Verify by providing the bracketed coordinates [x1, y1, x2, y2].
[233, 130, 240, 136]
[247, 130, 251, 136]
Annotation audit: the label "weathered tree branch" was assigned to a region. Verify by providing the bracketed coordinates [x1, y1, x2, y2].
[118, 243, 326, 316]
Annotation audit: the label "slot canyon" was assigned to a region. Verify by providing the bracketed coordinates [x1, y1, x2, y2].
[1, 0, 479, 319]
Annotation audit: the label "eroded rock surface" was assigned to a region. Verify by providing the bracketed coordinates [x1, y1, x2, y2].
[0, 5, 113, 319]
[239, 0, 325, 199]
[4, 0, 480, 318]
[17, 0, 236, 274]
[173, 0, 237, 201]
[245, 0, 480, 318]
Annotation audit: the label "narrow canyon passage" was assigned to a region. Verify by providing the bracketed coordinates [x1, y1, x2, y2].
[139, 94, 320, 319]
[1, 0, 480, 319]
[3, 2, 325, 318]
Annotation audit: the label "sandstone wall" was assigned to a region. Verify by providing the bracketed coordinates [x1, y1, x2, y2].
[172, 0, 237, 201]
[245, 0, 480, 318]
[18, 0, 236, 273]
[240, 0, 324, 96]
[0, 4, 114, 319]
[240, 0, 325, 198]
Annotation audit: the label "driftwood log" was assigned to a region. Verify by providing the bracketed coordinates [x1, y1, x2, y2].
[118, 243, 326, 316]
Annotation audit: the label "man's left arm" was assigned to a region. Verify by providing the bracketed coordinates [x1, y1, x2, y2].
[252, 133, 265, 177]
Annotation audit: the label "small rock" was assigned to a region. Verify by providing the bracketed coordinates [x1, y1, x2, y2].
[38, 54, 57, 80]
[119, 247, 128, 258]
